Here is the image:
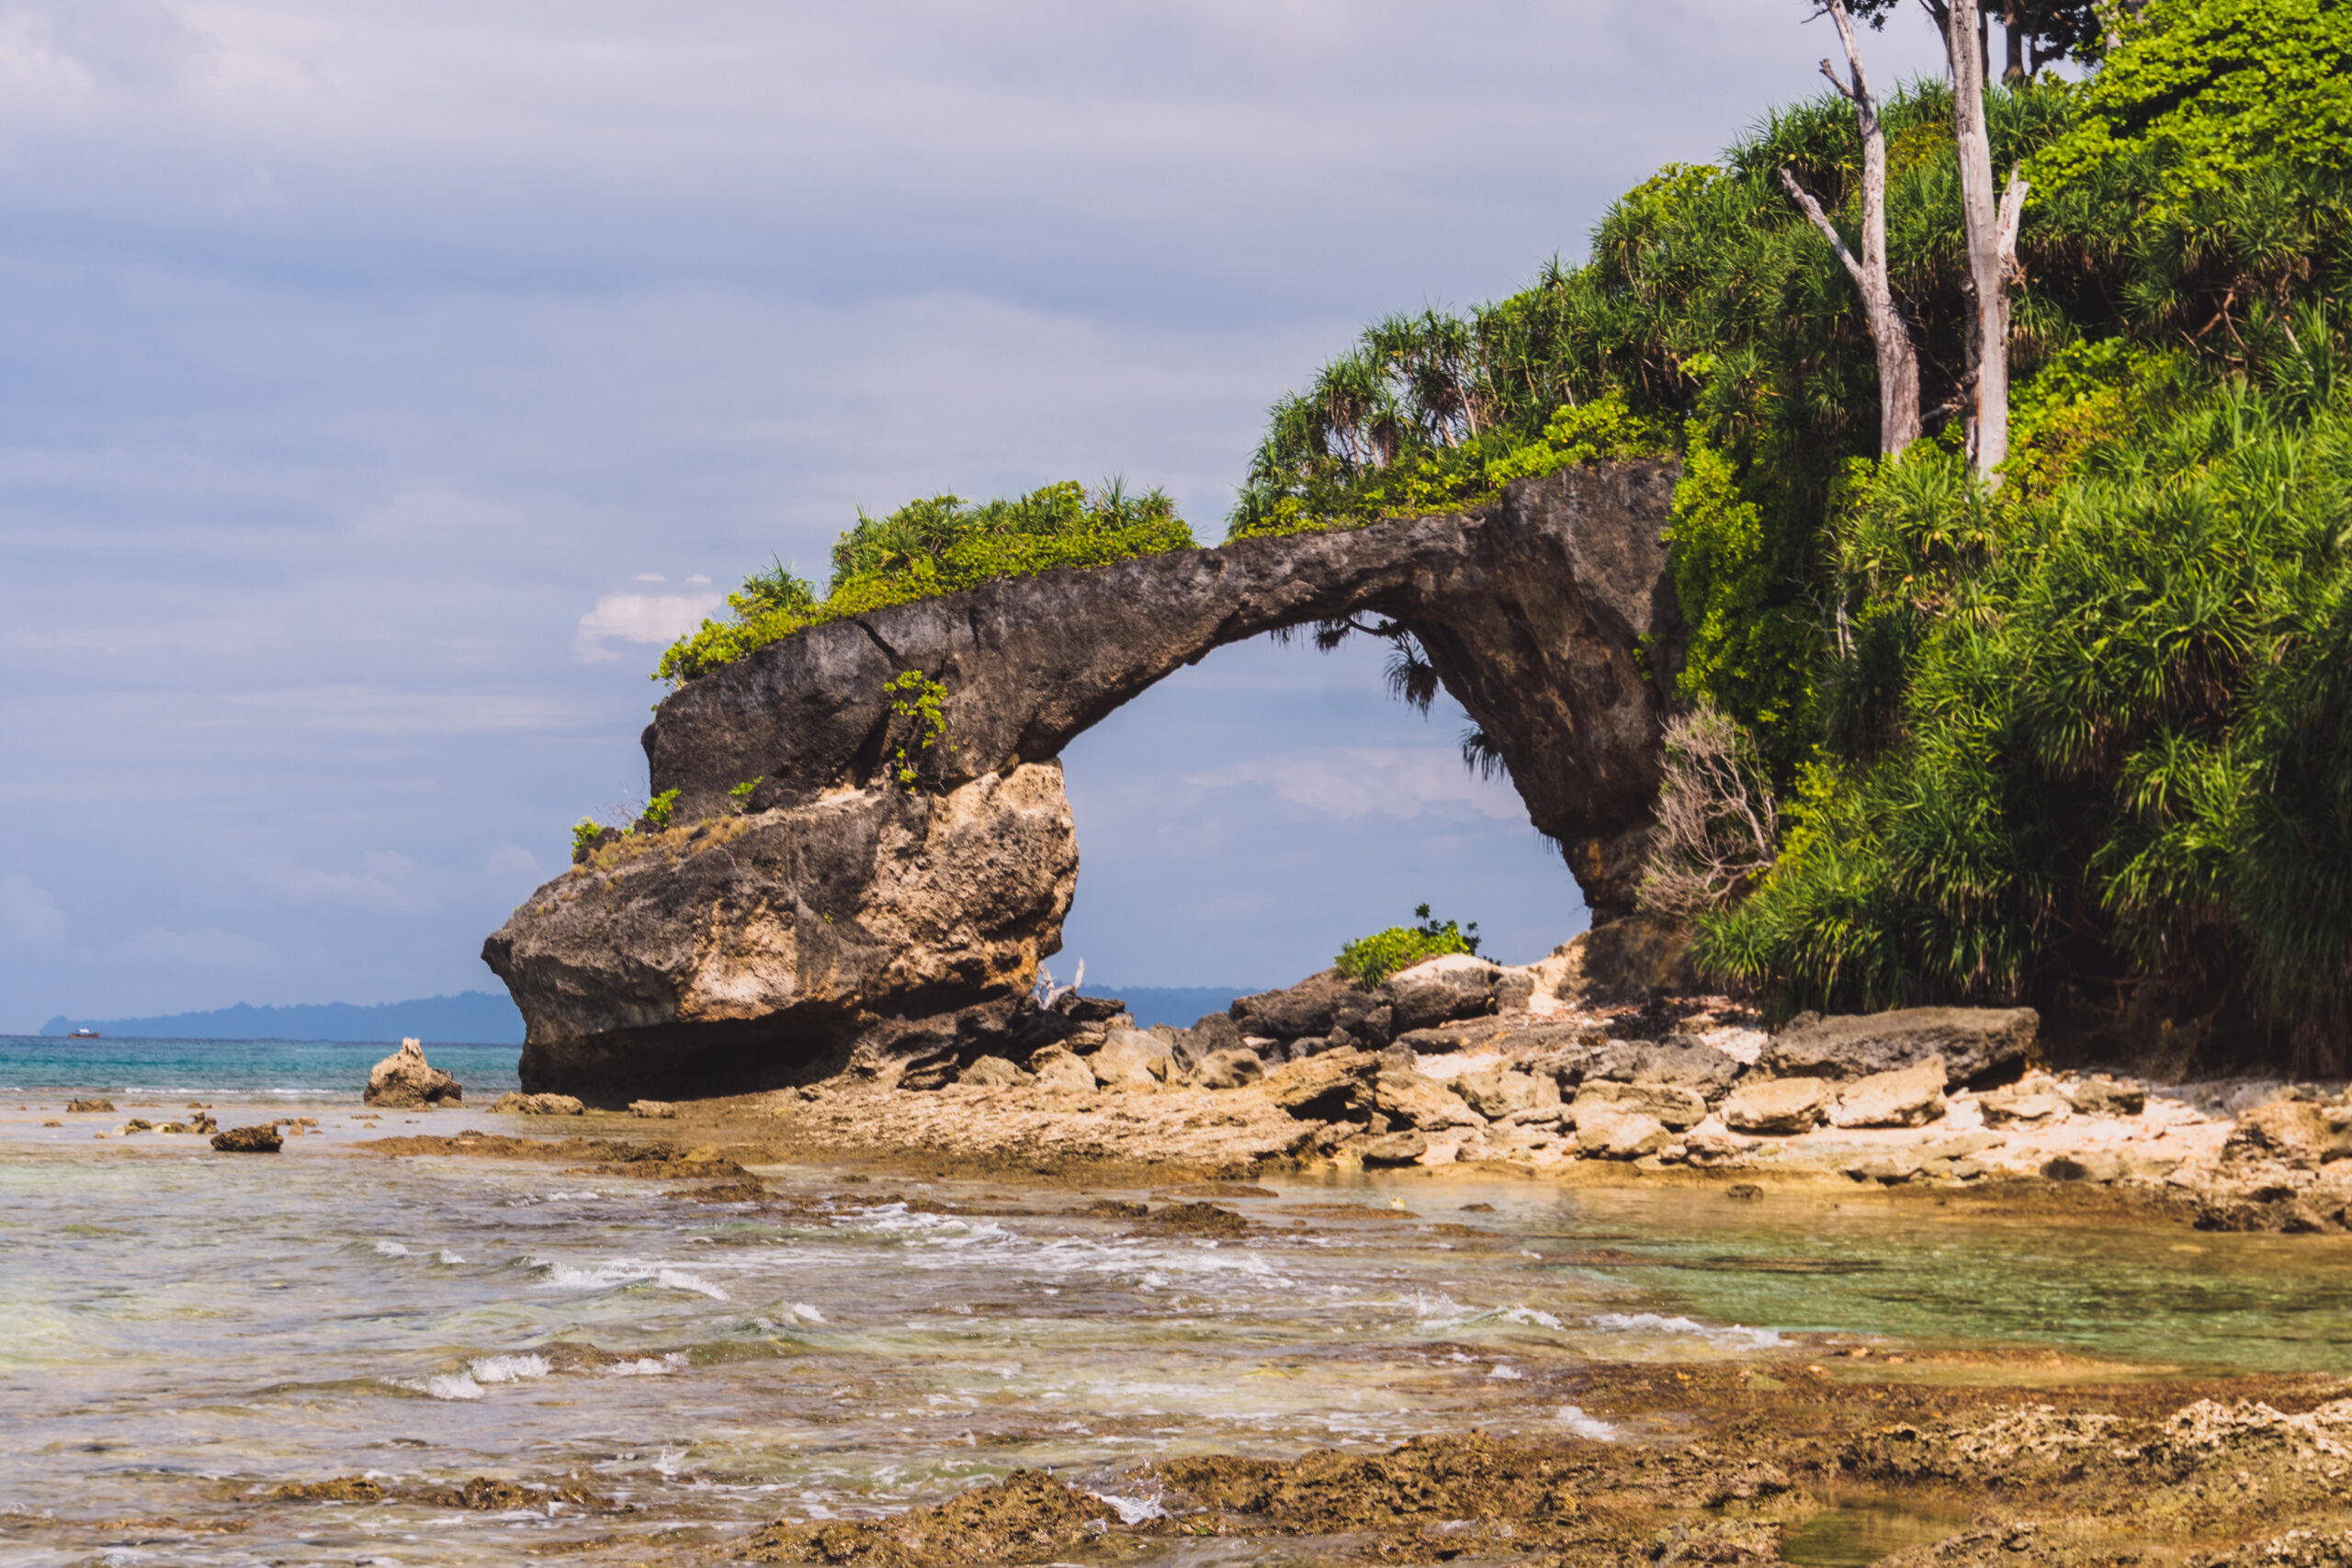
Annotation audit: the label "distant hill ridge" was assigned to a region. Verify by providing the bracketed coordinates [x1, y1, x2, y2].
[39, 987, 1237, 1042]
[40, 991, 525, 1043]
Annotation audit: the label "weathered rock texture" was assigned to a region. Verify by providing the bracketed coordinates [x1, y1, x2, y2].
[365, 1038, 462, 1109]
[484, 765, 1076, 1104]
[644, 464, 1681, 916]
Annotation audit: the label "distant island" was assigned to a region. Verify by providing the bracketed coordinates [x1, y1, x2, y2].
[40, 991, 526, 1044]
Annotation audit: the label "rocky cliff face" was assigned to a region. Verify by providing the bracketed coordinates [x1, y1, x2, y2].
[647, 462, 1680, 917]
[483, 765, 1076, 1103]
[492, 464, 1680, 1100]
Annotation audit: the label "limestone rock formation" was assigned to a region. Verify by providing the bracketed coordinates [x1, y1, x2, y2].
[483, 764, 1076, 1104]
[1761, 1007, 2040, 1087]
[643, 463, 1680, 918]
[365, 1038, 462, 1109]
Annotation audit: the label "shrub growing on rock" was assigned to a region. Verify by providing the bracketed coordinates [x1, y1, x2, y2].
[1335, 905, 1482, 987]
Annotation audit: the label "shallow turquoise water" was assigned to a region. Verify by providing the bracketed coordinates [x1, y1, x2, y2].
[0, 1034, 521, 1100]
[1, 1085, 2347, 1564]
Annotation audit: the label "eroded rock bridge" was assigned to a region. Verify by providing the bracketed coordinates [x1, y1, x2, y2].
[486, 462, 1682, 1101]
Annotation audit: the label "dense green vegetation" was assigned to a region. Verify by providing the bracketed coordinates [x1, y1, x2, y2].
[656, 480, 1193, 684]
[1245, 0, 2352, 1052]
[1336, 905, 1484, 987]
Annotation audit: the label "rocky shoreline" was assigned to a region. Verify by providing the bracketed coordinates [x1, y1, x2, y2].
[464, 927, 2352, 1237]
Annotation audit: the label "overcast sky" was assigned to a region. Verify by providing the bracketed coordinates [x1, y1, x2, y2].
[0, 1, 1953, 1029]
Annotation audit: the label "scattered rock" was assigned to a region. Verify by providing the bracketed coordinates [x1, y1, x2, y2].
[1129, 1201, 1250, 1237]
[1194, 1048, 1266, 1089]
[1091, 1029, 1171, 1091]
[1844, 1152, 1923, 1184]
[2065, 1076, 2147, 1116]
[1720, 1077, 1831, 1135]
[1451, 1066, 1559, 1121]
[1078, 1199, 1148, 1219]
[210, 1124, 283, 1154]
[1358, 1131, 1432, 1167]
[1382, 953, 1501, 1033]
[628, 1100, 678, 1118]
[1026, 1047, 1097, 1096]
[1980, 1077, 2072, 1126]
[365, 1038, 463, 1109]
[1374, 1069, 1487, 1131]
[1577, 1109, 1671, 1159]
[1680, 1122, 1756, 1166]
[1762, 1006, 2039, 1086]
[1829, 1056, 1948, 1129]
[957, 1055, 1032, 1089]
[492, 1092, 587, 1116]
[1571, 1079, 1706, 1131]
[66, 1099, 115, 1113]
[739, 1467, 1119, 1566]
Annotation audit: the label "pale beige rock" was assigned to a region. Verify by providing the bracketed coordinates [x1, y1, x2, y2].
[1830, 1057, 1948, 1129]
[1375, 1069, 1487, 1131]
[628, 1100, 677, 1118]
[1194, 1049, 1265, 1090]
[958, 1056, 1031, 1089]
[492, 1091, 584, 1115]
[366, 1038, 462, 1110]
[1981, 1077, 2073, 1126]
[1721, 1077, 1831, 1135]
[1092, 1031, 1168, 1092]
[1577, 1109, 1671, 1159]
[1028, 1048, 1096, 1096]
[1453, 1066, 1558, 1121]
[1572, 1079, 1706, 1131]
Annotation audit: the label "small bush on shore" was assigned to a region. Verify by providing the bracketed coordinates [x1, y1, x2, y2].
[1337, 905, 1483, 987]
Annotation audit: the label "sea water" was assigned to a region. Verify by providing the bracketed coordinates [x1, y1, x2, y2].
[3, 1048, 2351, 1564]
[0, 1034, 522, 1101]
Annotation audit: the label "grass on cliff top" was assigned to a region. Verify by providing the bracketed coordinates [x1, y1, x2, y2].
[656, 479, 1194, 686]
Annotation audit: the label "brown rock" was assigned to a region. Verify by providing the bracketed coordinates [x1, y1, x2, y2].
[1267, 1050, 1377, 1121]
[1374, 1069, 1486, 1131]
[66, 1098, 115, 1113]
[492, 1092, 585, 1115]
[366, 1038, 463, 1109]
[1577, 1110, 1670, 1159]
[956, 1055, 1030, 1089]
[210, 1124, 283, 1154]
[1721, 1077, 1830, 1135]
[1453, 1066, 1558, 1121]
[1829, 1057, 1948, 1129]
[1572, 1079, 1705, 1131]
[1194, 1048, 1266, 1089]
[628, 1099, 678, 1118]
[2065, 1076, 2147, 1116]
[1763, 1007, 2039, 1086]
[1359, 1131, 1432, 1167]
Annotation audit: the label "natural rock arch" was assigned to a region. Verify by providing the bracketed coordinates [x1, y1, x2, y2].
[486, 462, 1683, 1100]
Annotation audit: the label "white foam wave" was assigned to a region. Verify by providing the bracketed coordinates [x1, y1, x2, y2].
[372, 1240, 412, 1257]
[416, 1372, 485, 1401]
[1090, 1491, 1166, 1525]
[435, 1250, 466, 1265]
[602, 1355, 684, 1377]
[526, 1257, 732, 1301]
[467, 1354, 549, 1384]
[1557, 1404, 1618, 1439]
[789, 1303, 826, 1324]
[1589, 1312, 1785, 1348]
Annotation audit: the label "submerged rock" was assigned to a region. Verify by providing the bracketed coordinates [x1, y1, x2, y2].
[365, 1038, 462, 1109]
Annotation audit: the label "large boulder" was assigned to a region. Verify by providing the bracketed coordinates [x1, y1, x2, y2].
[1374, 1069, 1486, 1131]
[1721, 1077, 1831, 1135]
[1829, 1058, 1948, 1129]
[1577, 1038, 1745, 1100]
[1091, 1029, 1171, 1091]
[482, 765, 1076, 1104]
[1761, 1007, 2040, 1087]
[1267, 1050, 1379, 1122]
[1382, 954, 1502, 1034]
[1193, 1048, 1266, 1090]
[1229, 971, 1397, 1049]
[1452, 1066, 1558, 1121]
[365, 1038, 461, 1109]
[639, 464, 1684, 923]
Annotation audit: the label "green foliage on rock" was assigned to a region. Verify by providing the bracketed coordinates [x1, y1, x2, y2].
[883, 671, 952, 791]
[656, 481, 1193, 684]
[1335, 904, 1484, 988]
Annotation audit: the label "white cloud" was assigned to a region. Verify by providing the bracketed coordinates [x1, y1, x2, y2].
[254, 851, 420, 908]
[119, 926, 273, 968]
[481, 840, 543, 885]
[1181, 747, 1525, 823]
[573, 591, 726, 662]
[0, 874, 65, 943]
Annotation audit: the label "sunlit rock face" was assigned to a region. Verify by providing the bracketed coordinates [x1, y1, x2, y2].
[483, 765, 1076, 1105]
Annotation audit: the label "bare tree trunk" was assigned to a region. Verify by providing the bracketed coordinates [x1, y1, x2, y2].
[1940, 0, 2029, 480]
[1781, 0, 1922, 457]
[2003, 3, 2029, 82]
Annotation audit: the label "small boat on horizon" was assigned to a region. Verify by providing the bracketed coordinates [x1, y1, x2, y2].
[67, 1028, 100, 1039]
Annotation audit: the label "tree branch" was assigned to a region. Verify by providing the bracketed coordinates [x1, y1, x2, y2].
[1996, 166, 2030, 281]
[1778, 168, 1871, 295]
